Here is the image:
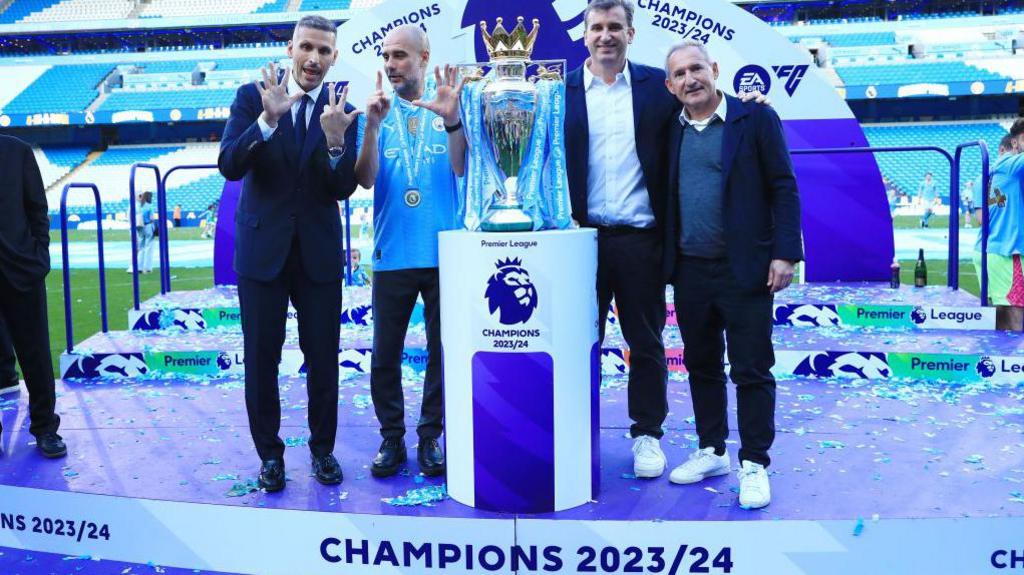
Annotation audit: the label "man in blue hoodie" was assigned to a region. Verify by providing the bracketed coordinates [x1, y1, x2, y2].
[974, 123, 1024, 330]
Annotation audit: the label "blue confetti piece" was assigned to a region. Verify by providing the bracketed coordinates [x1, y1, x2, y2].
[382, 484, 449, 506]
[818, 440, 846, 449]
[853, 517, 864, 536]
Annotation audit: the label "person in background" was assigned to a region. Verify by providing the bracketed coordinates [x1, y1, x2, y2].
[918, 172, 937, 228]
[138, 191, 156, 274]
[173, 204, 182, 229]
[345, 248, 371, 287]
[961, 181, 975, 229]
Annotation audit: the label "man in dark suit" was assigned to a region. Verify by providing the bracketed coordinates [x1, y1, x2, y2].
[0, 135, 66, 458]
[564, 0, 679, 479]
[662, 41, 802, 509]
[218, 15, 361, 491]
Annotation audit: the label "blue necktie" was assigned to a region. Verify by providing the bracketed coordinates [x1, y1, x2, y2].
[294, 94, 310, 150]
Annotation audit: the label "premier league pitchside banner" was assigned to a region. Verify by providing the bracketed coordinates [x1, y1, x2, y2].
[310, 0, 891, 283]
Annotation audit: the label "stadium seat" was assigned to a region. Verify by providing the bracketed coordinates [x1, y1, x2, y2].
[1, 63, 112, 115]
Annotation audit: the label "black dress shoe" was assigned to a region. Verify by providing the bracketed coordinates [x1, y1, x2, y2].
[37, 432, 67, 459]
[0, 376, 19, 394]
[258, 458, 286, 492]
[311, 453, 343, 485]
[417, 437, 446, 477]
[371, 437, 406, 478]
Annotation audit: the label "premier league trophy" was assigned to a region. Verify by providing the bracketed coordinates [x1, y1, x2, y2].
[459, 17, 572, 232]
[440, 15, 596, 515]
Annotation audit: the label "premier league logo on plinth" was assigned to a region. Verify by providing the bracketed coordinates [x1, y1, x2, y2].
[485, 257, 538, 325]
[976, 356, 997, 379]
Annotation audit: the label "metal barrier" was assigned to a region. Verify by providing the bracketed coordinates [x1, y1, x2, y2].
[953, 141, 991, 305]
[159, 164, 219, 294]
[59, 183, 108, 354]
[790, 143, 990, 302]
[128, 163, 162, 310]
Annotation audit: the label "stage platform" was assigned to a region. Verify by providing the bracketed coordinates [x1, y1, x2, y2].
[1, 370, 1022, 574]
[65, 286, 1019, 384]
[127, 284, 992, 332]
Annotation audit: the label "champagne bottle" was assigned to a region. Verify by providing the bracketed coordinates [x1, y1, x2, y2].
[914, 249, 927, 288]
[890, 260, 900, 288]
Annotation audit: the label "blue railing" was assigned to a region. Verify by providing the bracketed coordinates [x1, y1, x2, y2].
[59, 183, 108, 354]
[790, 142, 990, 303]
[159, 164, 218, 294]
[128, 163, 161, 310]
[953, 141, 990, 305]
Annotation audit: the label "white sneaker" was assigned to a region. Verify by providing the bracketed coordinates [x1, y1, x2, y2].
[632, 436, 667, 478]
[737, 460, 771, 509]
[669, 447, 731, 484]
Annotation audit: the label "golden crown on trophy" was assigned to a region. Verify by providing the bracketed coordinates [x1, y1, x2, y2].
[479, 16, 540, 60]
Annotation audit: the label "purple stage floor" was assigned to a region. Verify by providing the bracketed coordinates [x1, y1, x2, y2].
[2, 372, 1023, 574]
[2, 373, 1021, 523]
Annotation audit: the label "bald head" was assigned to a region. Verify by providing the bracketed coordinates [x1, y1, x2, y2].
[385, 24, 429, 52]
[382, 24, 431, 99]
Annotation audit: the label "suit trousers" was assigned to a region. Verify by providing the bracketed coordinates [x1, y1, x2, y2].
[370, 268, 443, 441]
[0, 313, 17, 383]
[237, 237, 341, 461]
[672, 255, 776, 467]
[597, 228, 668, 439]
[0, 272, 59, 436]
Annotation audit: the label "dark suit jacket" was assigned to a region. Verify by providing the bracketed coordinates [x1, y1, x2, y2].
[664, 94, 803, 290]
[219, 80, 359, 283]
[0, 135, 50, 290]
[564, 61, 679, 230]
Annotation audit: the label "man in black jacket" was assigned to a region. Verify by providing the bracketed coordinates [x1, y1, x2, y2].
[662, 42, 802, 509]
[0, 135, 66, 458]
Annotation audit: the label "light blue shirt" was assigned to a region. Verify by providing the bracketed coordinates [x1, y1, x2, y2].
[918, 179, 937, 202]
[976, 151, 1024, 256]
[358, 86, 460, 271]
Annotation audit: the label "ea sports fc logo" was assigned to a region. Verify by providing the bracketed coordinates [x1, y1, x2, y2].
[485, 257, 538, 325]
[734, 65, 771, 96]
[976, 356, 996, 379]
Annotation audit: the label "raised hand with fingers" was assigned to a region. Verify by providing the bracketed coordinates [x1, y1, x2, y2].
[320, 83, 363, 147]
[366, 71, 392, 131]
[412, 65, 466, 126]
[256, 62, 303, 127]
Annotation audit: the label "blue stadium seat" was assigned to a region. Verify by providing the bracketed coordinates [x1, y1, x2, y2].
[166, 173, 227, 212]
[836, 61, 1010, 86]
[90, 146, 185, 166]
[41, 146, 90, 167]
[863, 122, 1007, 201]
[97, 88, 237, 112]
[298, 0, 351, 10]
[0, 0, 63, 24]
[1, 64, 112, 114]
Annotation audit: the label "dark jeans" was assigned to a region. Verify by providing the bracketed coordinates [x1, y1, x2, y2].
[237, 239, 341, 461]
[597, 228, 668, 439]
[370, 268, 443, 441]
[673, 255, 776, 467]
[0, 273, 59, 436]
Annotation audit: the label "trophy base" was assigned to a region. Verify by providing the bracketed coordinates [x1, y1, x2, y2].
[481, 206, 533, 232]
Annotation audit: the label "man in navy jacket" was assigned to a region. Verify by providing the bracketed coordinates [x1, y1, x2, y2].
[662, 41, 802, 509]
[564, 0, 678, 479]
[218, 15, 361, 492]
